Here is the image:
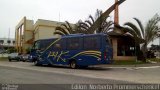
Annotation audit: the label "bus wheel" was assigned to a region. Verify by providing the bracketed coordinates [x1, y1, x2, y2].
[70, 60, 77, 69]
[34, 60, 40, 66]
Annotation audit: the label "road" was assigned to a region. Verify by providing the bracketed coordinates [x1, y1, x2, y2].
[0, 60, 160, 90]
[0, 66, 130, 84]
[0, 61, 132, 90]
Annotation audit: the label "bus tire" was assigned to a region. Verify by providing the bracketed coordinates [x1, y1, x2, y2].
[70, 60, 77, 69]
[34, 60, 40, 66]
[9, 59, 11, 62]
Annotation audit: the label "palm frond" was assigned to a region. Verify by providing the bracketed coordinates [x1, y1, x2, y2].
[78, 22, 90, 29]
[88, 15, 95, 24]
[124, 22, 142, 38]
[54, 31, 66, 36]
[95, 9, 103, 20]
[61, 24, 70, 31]
[85, 20, 93, 27]
[55, 26, 70, 35]
[133, 18, 145, 37]
[65, 21, 73, 33]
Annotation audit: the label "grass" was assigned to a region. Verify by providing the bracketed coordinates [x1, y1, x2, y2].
[0, 57, 8, 61]
[113, 58, 160, 65]
[147, 58, 160, 62]
[113, 60, 147, 65]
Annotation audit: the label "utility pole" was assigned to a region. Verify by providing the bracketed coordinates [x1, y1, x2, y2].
[8, 28, 10, 53]
[8, 28, 10, 43]
[158, 30, 160, 58]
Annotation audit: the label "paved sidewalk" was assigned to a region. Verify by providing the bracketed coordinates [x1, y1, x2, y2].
[93, 62, 160, 69]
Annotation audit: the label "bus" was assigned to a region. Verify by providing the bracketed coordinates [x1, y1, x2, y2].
[29, 33, 113, 68]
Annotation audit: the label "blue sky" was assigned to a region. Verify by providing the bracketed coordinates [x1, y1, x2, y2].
[0, 0, 160, 45]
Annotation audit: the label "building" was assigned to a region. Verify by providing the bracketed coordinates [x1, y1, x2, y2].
[15, 17, 75, 53]
[0, 38, 15, 53]
[33, 19, 61, 41]
[108, 0, 137, 60]
[15, 17, 34, 53]
[108, 29, 137, 61]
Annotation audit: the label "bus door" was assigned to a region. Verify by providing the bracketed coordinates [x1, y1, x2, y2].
[30, 41, 41, 62]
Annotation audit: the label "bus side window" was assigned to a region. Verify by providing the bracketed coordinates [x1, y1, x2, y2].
[84, 36, 100, 50]
[67, 38, 82, 50]
[55, 44, 61, 49]
[40, 40, 52, 51]
[52, 39, 65, 50]
[34, 41, 40, 50]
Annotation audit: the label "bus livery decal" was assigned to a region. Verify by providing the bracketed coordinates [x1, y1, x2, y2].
[47, 50, 101, 62]
[47, 51, 69, 62]
[70, 50, 101, 60]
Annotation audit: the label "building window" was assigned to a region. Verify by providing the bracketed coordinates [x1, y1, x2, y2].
[117, 37, 135, 56]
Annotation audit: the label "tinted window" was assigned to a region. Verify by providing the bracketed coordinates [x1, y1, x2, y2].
[105, 35, 111, 46]
[34, 41, 40, 50]
[84, 36, 101, 50]
[52, 39, 65, 50]
[67, 38, 82, 50]
[40, 39, 53, 50]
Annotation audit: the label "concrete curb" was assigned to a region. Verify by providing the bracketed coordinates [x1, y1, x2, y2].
[101, 66, 160, 70]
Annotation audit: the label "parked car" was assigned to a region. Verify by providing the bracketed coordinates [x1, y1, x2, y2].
[19, 54, 29, 62]
[8, 53, 20, 62]
[0, 49, 6, 54]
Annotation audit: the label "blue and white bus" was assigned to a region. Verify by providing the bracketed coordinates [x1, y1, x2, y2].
[30, 33, 113, 68]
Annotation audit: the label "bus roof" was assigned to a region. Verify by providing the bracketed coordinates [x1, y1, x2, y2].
[36, 33, 107, 41]
[62, 33, 107, 38]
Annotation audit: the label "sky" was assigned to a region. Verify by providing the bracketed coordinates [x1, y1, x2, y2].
[0, 0, 160, 45]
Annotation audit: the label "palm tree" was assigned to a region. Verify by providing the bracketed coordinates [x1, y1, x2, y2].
[77, 9, 114, 34]
[54, 21, 77, 35]
[123, 14, 160, 61]
[86, 0, 125, 34]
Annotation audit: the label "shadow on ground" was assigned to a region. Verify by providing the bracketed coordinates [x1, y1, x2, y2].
[32, 64, 112, 71]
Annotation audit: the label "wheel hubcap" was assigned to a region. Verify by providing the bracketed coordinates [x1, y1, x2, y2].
[71, 62, 75, 68]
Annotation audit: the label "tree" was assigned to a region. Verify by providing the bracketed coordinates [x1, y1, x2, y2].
[78, 0, 125, 34]
[86, 0, 125, 34]
[77, 9, 114, 34]
[54, 21, 78, 35]
[123, 14, 160, 61]
[150, 44, 160, 51]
